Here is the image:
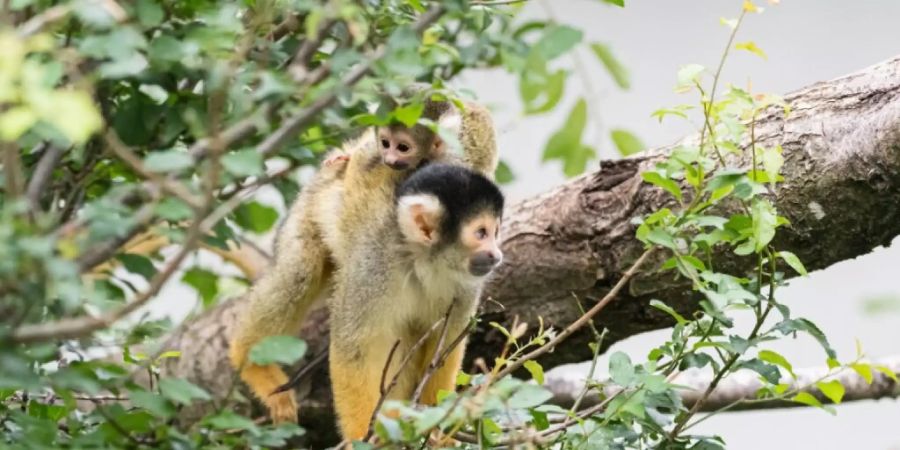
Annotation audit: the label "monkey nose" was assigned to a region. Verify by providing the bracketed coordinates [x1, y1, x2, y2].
[469, 252, 501, 276]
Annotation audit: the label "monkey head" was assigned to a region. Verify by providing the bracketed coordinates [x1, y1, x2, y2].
[377, 90, 461, 171]
[395, 163, 504, 277]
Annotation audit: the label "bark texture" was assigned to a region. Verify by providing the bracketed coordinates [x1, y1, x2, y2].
[157, 56, 900, 437]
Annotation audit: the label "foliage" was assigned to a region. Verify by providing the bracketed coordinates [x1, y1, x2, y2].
[0, 0, 881, 449]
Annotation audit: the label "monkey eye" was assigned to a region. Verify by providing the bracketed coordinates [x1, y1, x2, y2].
[381, 139, 390, 149]
[397, 143, 410, 153]
[475, 227, 488, 240]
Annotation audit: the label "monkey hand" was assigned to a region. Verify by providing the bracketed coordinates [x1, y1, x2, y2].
[323, 151, 350, 167]
[265, 390, 299, 424]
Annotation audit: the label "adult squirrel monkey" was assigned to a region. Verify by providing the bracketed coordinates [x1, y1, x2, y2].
[329, 163, 504, 440]
[228, 88, 499, 424]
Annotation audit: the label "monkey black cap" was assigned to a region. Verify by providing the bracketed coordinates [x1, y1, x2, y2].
[396, 163, 504, 245]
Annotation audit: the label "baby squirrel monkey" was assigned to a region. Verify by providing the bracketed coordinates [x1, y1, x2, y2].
[330, 163, 504, 440]
[228, 89, 499, 425]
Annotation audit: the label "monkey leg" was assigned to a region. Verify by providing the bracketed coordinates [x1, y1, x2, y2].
[418, 337, 467, 406]
[330, 333, 413, 441]
[228, 209, 332, 423]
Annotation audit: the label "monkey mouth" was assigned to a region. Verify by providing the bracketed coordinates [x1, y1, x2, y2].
[385, 160, 410, 170]
[468, 262, 496, 277]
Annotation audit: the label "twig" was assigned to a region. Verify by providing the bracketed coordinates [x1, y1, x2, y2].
[286, 18, 338, 81]
[492, 249, 654, 380]
[2, 142, 24, 200]
[17, 4, 71, 37]
[272, 348, 329, 394]
[411, 303, 455, 404]
[379, 341, 403, 395]
[25, 143, 64, 211]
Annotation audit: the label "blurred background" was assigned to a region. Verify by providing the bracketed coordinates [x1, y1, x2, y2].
[148, 1, 900, 448]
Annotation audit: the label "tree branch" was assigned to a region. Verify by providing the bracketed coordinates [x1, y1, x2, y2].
[544, 356, 900, 412]
[25, 143, 64, 211]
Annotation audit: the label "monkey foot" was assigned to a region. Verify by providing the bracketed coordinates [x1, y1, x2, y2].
[265, 391, 299, 424]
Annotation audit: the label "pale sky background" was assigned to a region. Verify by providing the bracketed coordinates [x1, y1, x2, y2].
[143, 1, 900, 448]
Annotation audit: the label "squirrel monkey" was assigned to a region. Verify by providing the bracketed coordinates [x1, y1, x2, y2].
[228, 90, 499, 424]
[329, 163, 504, 440]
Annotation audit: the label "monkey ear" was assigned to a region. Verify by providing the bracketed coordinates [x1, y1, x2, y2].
[397, 194, 443, 246]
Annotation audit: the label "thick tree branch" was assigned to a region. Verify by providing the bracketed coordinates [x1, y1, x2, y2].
[157, 56, 900, 440]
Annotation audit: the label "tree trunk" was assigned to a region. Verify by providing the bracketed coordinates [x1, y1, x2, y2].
[158, 56, 900, 439]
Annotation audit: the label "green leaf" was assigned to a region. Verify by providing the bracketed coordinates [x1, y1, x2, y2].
[222, 150, 264, 177]
[523, 360, 545, 385]
[156, 198, 193, 221]
[233, 201, 279, 234]
[534, 25, 583, 60]
[740, 359, 781, 385]
[0, 107, 37, 140]
[494, 160, 515, 184]
[850, 363, 874, 384]
[604, 0, 625, 5]
[610, 129, 644, 156]
[135, 0, 164, 27]
[646, 228, 677, 250]
[641, 172, 682, 202]
[507, 384, 553, 409]
[676, 64, 705, 90]
[530, 409, 550, 430]
[145, 150, 193, 172]
[543, 99, 595, 177]
[158, 378, 211, 406]
[182, 267, 219, 306]
[129, 389, 175, 419]
[42, 91, 103, 144]
[205, 411, 259, 430]
[649, 299, 688, 325]
[815, 380, 845, 404]
[393, 102, 424, 128]
[249, 336, 308, 366]
[760, 145, 784, 187]
[778, 251, 808, 276]
[609, 352, 635, 385]
[874, 365, 899, 383]
[519, 53, 567, 115]
[751, 199, 777, 252]
[735, 41, 767, 59]
[758, 349, 795, 378]
[589, 43, 630, 89]
[116, 254, 157, 280]
[774, 319, 836, 359]
[792, 392, 825, 409]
